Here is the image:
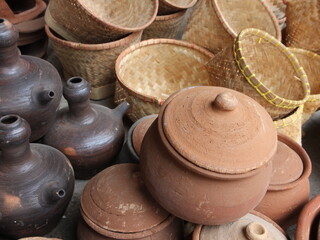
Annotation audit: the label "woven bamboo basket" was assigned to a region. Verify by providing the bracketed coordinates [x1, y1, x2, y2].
[45, 25, 142, 100]
[274, 105, 303, 145]
[158, 0, 197, 15]
[182, 0, 281, 54]
[285, 0, 320, 54]
[206, 28, 310, 120]
[141, 10, 187, 41]
[114, 39, 214, 122]
[266, 0, 286, 30]
[45, 0, 158, 43]
[288, 48, 320, 124]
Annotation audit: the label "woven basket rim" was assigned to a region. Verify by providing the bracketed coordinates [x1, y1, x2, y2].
[212, 0, 281, 40]
[156, 9, 186, 21]
[234, 28, 310, 109]
[45, 25, 143, 50]
[115, 38, 215, 105]
[77, 0, 159, 32]
[273, 105, 303, 128]
[160, 0, 197, 10]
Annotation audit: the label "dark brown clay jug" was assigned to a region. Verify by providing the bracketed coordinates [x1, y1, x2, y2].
[0, 18, 62, 141]
[43, 77, 130, 179]
[0, 114, 75, 239]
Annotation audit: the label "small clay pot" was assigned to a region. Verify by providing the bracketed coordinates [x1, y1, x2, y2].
[255, 133, 311, 230]
[140, 86, 277, 225]
[0, 115, 75, 238]
[43, 77, 129, 179]
[0, 18, 62, 141]
[78, 163, 183, 240]
[192, 211, 288, 240]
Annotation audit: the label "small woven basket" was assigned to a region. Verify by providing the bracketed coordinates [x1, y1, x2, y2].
[182, 0, 281, 54]
[45, 25, 142, 100]
[45, 0, 158, 43]
[158, 0, 197, 15]
[114, 39, 214, 121]
[206, 28, 310, 120]
[285, 0, 320, 54]
[274, 105, 303, 145]
[288, 48, 320, 124]
[141, 10, 187, 41]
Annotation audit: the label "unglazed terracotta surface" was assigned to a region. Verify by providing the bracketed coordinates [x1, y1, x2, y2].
[43, 77, 129, 179]
[0, 18, 62, 141]
[140, 86, 277, 225]
[0, 115, 75, 238]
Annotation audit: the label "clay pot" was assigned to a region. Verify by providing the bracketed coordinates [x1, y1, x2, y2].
[255, 133, 311, 230]
[78, 163, 184, 240]
[192, 211, 288, 240]
[140, 86, 278, 225]
[0, 115, 75, 238]
[0, 18, 62, 141]
[43, 77, 129, 179]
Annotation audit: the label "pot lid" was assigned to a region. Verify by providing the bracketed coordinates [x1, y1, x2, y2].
[270, 140, 303, 185]
[162, 87, 277, 174]
[80, 163, 169, 234]
[199, 212, 287, 240]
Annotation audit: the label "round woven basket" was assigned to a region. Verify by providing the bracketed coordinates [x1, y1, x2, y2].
[45, 0, 158, 43]
[288, 48, 320, 124]
[285, 0, 320, 54]
[182, 0, 281, 54]
[274, 105, 303, 145]
[114, 39, 214, 122]
[158, 0, 197, 15]
[45, 25, 142, 100]
[141, 10, 187, 41]
[206, 28, 310, 120]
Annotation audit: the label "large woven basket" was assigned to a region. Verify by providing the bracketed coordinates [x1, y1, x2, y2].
[158, 0, 197, 15]
[114, 39, 214, 122]
[45, 0, 158, 43]
[182, 0, 281, 54]
[288, 48, 320, 124]
[274, 105, 303, 145]
[206, 28, 310, 120]
[285, 0, 320, 54]
[141, 10, 186, 41]
[45, 25, 142, 100]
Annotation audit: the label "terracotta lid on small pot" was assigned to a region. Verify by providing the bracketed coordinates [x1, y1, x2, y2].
[80, 163, 170, 238]
[161, 87, 277, 174]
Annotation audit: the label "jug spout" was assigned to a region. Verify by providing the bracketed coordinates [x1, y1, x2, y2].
[114, 101, 130, 118]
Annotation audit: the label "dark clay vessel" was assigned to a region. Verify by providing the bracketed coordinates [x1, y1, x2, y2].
[0, 18, 62, 141]
[43, 77, 129, 179]
[0, 115, 75, 239]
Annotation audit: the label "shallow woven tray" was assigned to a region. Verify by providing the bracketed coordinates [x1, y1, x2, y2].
[45, 0, 158, 43]
[158, 0, 197, 15]
[206, 28, 310, 120]
[45, 25, 142, 100]
[114, 39, 214, 121]
[182, 0, 281, 54]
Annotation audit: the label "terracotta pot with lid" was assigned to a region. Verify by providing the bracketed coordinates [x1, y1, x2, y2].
[140, 86, 278, 225]
[43, 77, 129, 179]
[78, 163, 183, 240]
[0, 18, 62, 141]
[0, 115, 75, 238]
[255, 133, 311, 230]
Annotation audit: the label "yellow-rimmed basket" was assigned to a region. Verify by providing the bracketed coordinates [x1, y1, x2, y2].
[288, 48, 320, 124]
[182, 0, 281, 54]
[158, 0, 197, 15]
[206, 28, 310, 120]
[141, 10, 187, 41]
[45, 25, 142, 100]
[274, 105, 303, 145]
[45, 0, 158, 43]
[114, 39, 214, 121]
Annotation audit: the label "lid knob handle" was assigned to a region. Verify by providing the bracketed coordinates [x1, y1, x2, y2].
[213, 92, 238, 111]
[246, 222, 268, 240]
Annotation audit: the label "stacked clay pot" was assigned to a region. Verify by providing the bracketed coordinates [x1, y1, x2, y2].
[43, 77, 129, 179]
[0, 115, 75, 238]
[78, 163, 183, 240]
[140, 86, 278, 225]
